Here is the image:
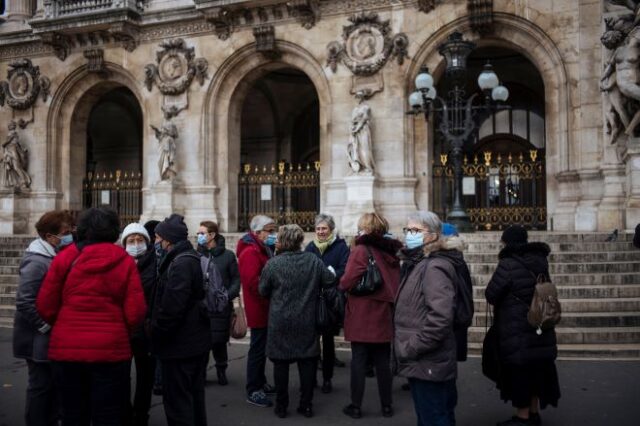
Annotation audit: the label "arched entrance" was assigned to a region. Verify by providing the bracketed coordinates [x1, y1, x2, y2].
[238, 68, 320, 231]
[431, 47, 548, 230]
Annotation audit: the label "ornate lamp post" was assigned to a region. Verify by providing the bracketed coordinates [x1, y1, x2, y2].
[408, 31, 509, 232]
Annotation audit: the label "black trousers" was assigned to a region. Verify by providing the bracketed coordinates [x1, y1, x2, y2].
[161, 353, 208, 426]
[272, 358, 316, 410]
[53, 360, 130, 426]
[211, 342, 228, 370]
[246, 327, 268, 395]
[350, 342, 393, 408]
[130, 351, 155, 426]
[320, 331, 335, 381]
[25, 360, 58, 426]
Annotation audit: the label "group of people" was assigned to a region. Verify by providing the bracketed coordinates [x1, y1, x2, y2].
[12, 206, 562, 426]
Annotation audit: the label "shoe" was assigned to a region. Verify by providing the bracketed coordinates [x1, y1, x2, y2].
[334, 357, 346, 368]
[343, 404, 362, 419]
[263, 383, 276, 395]
[382, 405, 394, 418]
[296, 406, 313, 418]
[497, 416, 530, 426]
[152, 384, 162, 396]
[321, 380, 332, 394]
[217, 369, 228, 386]
[247, 391, 273, 408]
[401, 382, 411, 391]
[529, 413, 542, 425]
[274, 405, 288, 418]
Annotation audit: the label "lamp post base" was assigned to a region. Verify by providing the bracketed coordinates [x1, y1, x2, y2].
[446, 210, 475, 233]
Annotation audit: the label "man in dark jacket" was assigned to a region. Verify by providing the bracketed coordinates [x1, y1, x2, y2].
[151, 214, 211, 426]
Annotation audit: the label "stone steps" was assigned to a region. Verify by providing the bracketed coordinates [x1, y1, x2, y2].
[467, 326, 640, 345]
[465, 342, 640, 360]
[472, 312, 640, 328]
[465, 242, 636, 252]
[472, 272, 640, 286]
[473, 298, 640, 313]
[469, 262, 640, 275]
[473, 284, 640, 299]
[465, 251, 640, 263]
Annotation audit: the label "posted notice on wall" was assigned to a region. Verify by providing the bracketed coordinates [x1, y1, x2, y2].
[261, 184, 272, 201]
[100, 190, 110, 205]
[462, 177, 476, 195]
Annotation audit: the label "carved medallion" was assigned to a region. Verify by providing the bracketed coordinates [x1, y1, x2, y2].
[143, 39, 208, 95]
[0, 59, 50, 110]
[326, 12, 409, 76]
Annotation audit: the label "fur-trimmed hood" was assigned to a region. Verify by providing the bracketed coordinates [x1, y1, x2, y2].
[498, 241, 551, 260]
[355, 233, 403, 255]
[440, 235, 466, 252]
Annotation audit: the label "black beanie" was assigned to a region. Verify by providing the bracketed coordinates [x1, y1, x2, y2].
[144, 220, 160, 242]
[155, 214, 188, 244]
[501, 225, 528, 247]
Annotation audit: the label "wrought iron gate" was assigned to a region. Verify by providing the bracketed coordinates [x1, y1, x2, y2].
[238, 161, 320, 232]
[433, 149, 546, 230]
[82, 170, 142, 227]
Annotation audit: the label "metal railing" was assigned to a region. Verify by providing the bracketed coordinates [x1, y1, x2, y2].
[82, 170, 142, 228]
[45, 0, 139, 17]
[238, 161, 320, 232]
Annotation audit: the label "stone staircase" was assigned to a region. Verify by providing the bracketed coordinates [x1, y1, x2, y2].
[1, 232, 639, 359]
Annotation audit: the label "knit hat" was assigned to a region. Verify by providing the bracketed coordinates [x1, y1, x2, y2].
[155, 214, 189, 244]
[120, 222, 150, 246]
[501, 225, 528, 247]
[442, 223, 459, 237]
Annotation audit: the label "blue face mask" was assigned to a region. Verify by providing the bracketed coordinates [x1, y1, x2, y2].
[405, 232, 425, 250]
[265, 234, 277, 246]
[154, 241, 166, 259]
[197, 234, 208, 246]
[56, 234, 74, 250]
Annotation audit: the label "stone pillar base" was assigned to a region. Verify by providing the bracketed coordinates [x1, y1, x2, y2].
[182, 185, 219, 233]
[141, 180, 183, 224]
[342, 175, 376, 235]
[0, 189, 33, 234]
[624, 139, 640, 230]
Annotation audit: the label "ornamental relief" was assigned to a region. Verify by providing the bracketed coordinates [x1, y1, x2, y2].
[0, 59, 51, 110]
[143, 39, 208, 95]
[326, 12, 408, 76]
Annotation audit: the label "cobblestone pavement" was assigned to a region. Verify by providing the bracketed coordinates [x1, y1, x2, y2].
[0, 329, 638, 426]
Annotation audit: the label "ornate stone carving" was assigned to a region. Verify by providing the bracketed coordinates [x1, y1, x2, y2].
[347, 92, 375, 175]
[151, 121, 179, 181]
[600, 2, 640, 144]
[2, 121, 31, 190]
[83, 49, 109, 77]
[253, 25, 280, 59]
[143, 39, 208, 95]
[40, 32, 73, 61]
[417, 0, 439, 13]
[203, 8, 234, 40]
[326, 12, 409, 76]
[468, 0, 494, 35]
[0, 59, 50, 110]
[286, 0, 319, 30]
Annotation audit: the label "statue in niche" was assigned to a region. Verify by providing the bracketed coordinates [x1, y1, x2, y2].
[2, 121, 31, 189]
[347, 91, 375, 174]
[151, 121, 178, 181]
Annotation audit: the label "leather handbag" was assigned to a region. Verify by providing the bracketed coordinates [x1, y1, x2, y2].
[230, 296, 248, 339]
[481, 304, 501, 383]
[350, 245, 383, 296]
[316, 289, 333, 333]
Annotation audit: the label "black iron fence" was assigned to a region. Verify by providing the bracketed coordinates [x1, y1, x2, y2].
[82, 170, 142, 228]
[433, 149, 546, 230]
[238, 161, 320, 232]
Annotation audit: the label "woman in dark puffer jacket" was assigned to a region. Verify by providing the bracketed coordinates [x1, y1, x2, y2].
[485, 225, 560, 426]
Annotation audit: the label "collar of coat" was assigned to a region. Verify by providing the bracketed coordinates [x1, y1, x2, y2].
[355, 233, 403, 255]
[498, 241, 551, 260]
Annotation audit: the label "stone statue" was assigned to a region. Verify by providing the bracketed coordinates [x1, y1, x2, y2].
[2, 121, 31, 189]
[347, 92, 375, 174]
[151, 121, 178, 180]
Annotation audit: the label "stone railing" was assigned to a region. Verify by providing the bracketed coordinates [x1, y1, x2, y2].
[44, 0, 142, 18]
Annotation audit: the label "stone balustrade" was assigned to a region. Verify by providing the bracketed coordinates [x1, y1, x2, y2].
[44, 0, 140, 18]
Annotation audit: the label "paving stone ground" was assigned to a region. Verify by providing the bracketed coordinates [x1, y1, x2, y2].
[0, 329, 638, 426]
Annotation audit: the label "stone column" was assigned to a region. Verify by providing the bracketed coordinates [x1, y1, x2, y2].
[624, 137, 640, 229]
[33, 0, 44, 18]
[5, 0, 33, 22]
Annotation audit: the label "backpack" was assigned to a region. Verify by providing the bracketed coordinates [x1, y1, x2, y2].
[527, 274, 561, 334]
[453, 264, 474, 330]
[171, 253, 229, 315]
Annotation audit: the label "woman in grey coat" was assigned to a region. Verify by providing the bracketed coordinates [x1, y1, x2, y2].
[259, 224, 335, 419]
[13, 210, 74, 426]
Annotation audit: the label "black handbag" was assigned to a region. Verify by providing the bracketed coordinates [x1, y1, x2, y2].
[350, 245, 383, 296]
[316, 289, 333, 333]
[481, 304, 501, 383]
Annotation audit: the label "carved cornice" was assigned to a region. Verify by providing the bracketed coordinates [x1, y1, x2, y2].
[468, 0, 494, 35]
[0, 58, 50, 110]
[143, 38, 208, 96]
[326, 11, 409, 76]
[83, 49, 109, 77]
[253, 25, 281, 59]
[286, 0, 320, 30]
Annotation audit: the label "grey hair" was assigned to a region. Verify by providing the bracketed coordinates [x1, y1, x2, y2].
[249, 215, 275, 232]
[277, 224, 304, 252]
[407, 210, 442, 235]
[314, 213, 336, 231]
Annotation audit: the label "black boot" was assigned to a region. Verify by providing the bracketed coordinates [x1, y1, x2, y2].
[217, 368, 228, 386]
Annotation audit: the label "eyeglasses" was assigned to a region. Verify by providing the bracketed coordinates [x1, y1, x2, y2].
[402, 227, 433, 236]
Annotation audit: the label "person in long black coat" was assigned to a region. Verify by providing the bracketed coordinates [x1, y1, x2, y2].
[197, 221, 241, 386]
[485, 225, 560, 426]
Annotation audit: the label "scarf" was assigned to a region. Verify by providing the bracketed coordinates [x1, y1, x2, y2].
[399, 245, 426, 281]
[313, 233, 335, 255]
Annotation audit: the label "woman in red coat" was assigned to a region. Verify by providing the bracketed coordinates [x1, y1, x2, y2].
[339, 212, 402, 419]
[36, 208, 146, 426]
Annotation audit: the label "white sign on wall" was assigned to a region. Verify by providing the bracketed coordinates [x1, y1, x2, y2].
[462, 177, 476, 195]
[100, 191, 110, 205]
[261, 184, 272, 201]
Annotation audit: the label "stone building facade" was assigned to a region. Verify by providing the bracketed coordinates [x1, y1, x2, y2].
[0, 0, 637, 235]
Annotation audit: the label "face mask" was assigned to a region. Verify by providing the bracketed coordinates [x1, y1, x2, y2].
[405, 232, 425, 250]
[265, 234, 277, 246]
[126, 243, 147, 258]
[154, 241, 166, 259]
[56, 234, 74, 250]
[197, 234, 208, 246]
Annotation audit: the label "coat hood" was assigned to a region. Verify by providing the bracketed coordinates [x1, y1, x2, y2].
[498, 241, 551, 276]
[26, 238, 57, 259]
[430, 248, 466, 268]
[355, 233, 402, 255]
[236, 232, 271, 258]
[74, 243, 131, 274]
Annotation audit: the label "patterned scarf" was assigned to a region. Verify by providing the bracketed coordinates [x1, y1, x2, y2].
[313, 233, 335, 255]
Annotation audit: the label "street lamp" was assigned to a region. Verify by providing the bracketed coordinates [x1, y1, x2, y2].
[408, 31, 509, 232]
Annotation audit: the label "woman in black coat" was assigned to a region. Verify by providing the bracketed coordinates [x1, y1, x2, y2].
[197, 221, 241, 386]
[485, 226, 560, 426]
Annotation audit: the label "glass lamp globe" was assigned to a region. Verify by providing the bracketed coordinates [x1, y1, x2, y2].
[415, 69, 434, 91]
[478, 63, 499, 91]
[492, 84, 509, 102]
[426, 86, 437, 100]
[409, 91, 423, 108]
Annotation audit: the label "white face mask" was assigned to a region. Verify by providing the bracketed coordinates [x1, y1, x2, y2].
[126, 243, 147, 258]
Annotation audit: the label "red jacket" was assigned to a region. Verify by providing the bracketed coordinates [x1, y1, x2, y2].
[237, 233, 272, 328]
[339, 234, 402, 343]
[36, 243, 146, 363]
